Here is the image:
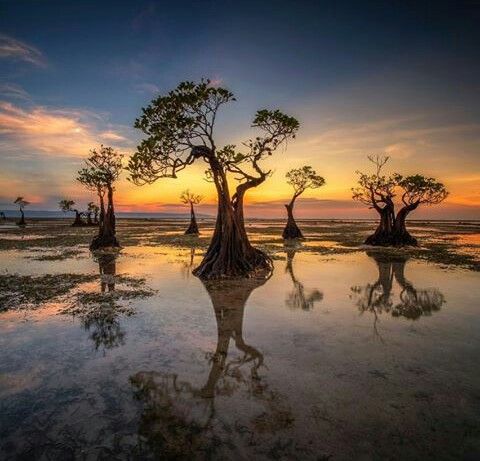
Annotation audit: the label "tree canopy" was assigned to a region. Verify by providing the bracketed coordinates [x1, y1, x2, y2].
[14, 197, 29, 210]
[77, 145, 123, 191]
[128, 79, 299, 186]
[351, 155, 396, 211]
[180, 189, 203, 206]
[59, 199, 75, 212]
[286, 165, 325, 199]
[395, 174, 448, 207]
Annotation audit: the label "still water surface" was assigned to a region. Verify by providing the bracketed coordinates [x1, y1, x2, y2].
[1, 243, 480, 460]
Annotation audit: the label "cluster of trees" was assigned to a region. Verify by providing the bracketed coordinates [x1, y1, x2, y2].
[352, 155, 448, 245]
[77, 146, 123, 250]
[58, 200, 99, 227]
[7, 79, 448, 280]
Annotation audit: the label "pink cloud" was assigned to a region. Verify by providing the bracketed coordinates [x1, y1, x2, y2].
[0, 34, 46, 67]
[0, 102, 132, 157]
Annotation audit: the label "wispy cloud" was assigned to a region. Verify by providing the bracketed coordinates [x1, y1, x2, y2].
[133, 82, 160, 95]
[0, 83, 31, 101]
[0, 101, 133, 158]
[100, 130, 127, 142]
[0, 34, 46, 67]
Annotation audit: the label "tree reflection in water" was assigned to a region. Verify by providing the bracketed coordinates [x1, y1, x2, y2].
[130, 274, 297, 459]
[82, 252, 126, 351]
[351, 252, 446, 338]
[285, 246, 323, 311]
[180, 247, 197, 280]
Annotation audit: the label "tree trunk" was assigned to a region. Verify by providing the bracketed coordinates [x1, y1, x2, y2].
[282, 199, 303, 239]
[98, 189, 105, 228]
[90, 185, 120, 250]
[17, 209, 26, 226]
[193, 161, 271, 279]
[71, 210, 84, 227]
[364, 204, 395, 246]
[392, 206, 418, 246]
[94, 211, 99, 224]
[185, 202, 199, 235]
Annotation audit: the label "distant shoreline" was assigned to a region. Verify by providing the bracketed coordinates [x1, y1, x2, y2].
[0, 214, 478, 224]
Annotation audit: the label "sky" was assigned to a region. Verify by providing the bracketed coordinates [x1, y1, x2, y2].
[0, 0, 479, 219]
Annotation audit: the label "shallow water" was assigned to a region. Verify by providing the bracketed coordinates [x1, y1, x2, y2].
[1, 222, 480, 460]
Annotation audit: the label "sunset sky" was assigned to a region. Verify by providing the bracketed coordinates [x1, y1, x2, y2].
[0, 1, 479, 219]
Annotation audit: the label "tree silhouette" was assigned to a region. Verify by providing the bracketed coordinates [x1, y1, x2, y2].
[77, 145, 123, 250]
[180, 189, 203, 235]
[87, 201, 100, 225]
[128, 79, 299, 279]
[14, 196, 29, 226]
[58, 199, 85, 226]
[352, 156, 448, 246]
[77, 167, 106, 229]
[282, 165, 325, 239]
[0, 211, 6, 221]
[393, 174, 448, 245]
[285, 247, 323, 310]
[350, 252, 446, 337]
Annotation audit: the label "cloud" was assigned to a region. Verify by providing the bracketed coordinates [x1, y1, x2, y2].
[209, 78, 223, 87]
[133, 82, 160, 95]
[0, 101, 133, 158]
[300, 115, 480, 160]
[0, 34, 46, 67]
[0, 83, 31, 101]
[100, 130, 127, 141]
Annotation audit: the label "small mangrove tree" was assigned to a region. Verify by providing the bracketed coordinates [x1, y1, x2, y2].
[282, 165, 325, 239]
[180, 189, 203, 235]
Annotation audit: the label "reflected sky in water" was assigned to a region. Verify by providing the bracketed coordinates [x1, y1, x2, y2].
[1, 242, 480, 459]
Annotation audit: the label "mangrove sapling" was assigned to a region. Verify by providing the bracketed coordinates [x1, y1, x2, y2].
[180, 189, 202, 235]
[282, 166, 325, 239]
[128, 79, 299, 279]
[77, 146, 123, 250]
[14, 197, 29, 226]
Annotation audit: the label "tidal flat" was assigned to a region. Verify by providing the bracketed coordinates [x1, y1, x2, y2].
[1, 218, 480, 460]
